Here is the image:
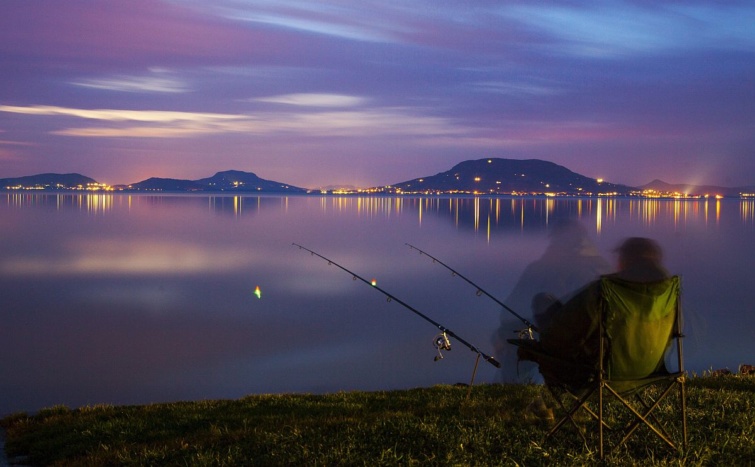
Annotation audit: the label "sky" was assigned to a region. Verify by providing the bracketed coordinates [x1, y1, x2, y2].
[1, 0, 754, 189]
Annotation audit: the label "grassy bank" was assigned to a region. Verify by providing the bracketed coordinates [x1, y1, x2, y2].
[2, 375, 753, 466]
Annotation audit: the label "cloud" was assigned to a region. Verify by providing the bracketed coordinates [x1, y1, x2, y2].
[0, 105, 243, 123]
[0, 137, 32, 162]
[254, 93, 368, 107]
[472, 81, 562, 97]
[209, 0, 411, 43]
[500, 1, 755, 57]
[0, 104, 467, 140]
[0, 139, 36, 146]
[0, 148, 20, 161]
[0, 0, 271, 66]
[71, 74, 190, 94]
[51, 127, 224, 138]
[225, 10, 391, 42]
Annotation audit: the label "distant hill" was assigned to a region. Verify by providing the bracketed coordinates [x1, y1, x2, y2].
[122, 170, 307, 193]
[127, 170, 306, 193]
[0, 170, 307, 193]
[384, 158, 633, 195]
[0, 173, 96, 189]
[3, 162, 753, 197]
[193, 170, 305, 193]
[316, 185, 360, 192]
[127, 177, 207, 192]
[639, 179, 755, 197]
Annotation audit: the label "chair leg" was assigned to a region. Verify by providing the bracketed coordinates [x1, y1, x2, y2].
[548, 388, 611, 430]
[542, 380, 687, 458]
[605, 383, 679, 452]
[634, 392, 674, 440]
[599, 382, 604, 460]
[545, 385, 592, 446]
[679, 377, 688, 452]
[544, 384, 614, 451]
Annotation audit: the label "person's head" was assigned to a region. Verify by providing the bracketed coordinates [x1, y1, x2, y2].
[548, 218, 587, 244]
[615, 237, 663, 271]
[545, 218, 600, 257]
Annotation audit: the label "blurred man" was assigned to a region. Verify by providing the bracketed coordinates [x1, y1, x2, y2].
[523, 237, 669, 387]
[493, 219, 610, 383]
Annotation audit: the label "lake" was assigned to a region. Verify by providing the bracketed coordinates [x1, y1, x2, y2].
[1, 193, 753, 416]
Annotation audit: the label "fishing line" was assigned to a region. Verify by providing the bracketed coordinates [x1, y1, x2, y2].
[292, 243, 500, 370]
[405, 243, 539, 334]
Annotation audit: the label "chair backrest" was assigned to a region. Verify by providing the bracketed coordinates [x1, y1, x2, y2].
[600, 275, 680, 380]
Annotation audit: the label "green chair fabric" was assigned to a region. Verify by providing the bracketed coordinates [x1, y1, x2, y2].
[602, 276, 679, 381]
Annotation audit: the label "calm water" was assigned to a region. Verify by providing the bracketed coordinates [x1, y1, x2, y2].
[1, 193, 753, 416]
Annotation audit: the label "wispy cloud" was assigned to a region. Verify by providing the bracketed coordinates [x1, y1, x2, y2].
[71, 73, 190, 94]
[0, 105, 242, 123]
[0, 104, 466, 139]
[51, 127, 225, 138]
[472, 81, 561, 97]
[209, 0, 409, 43]
[254, 93, 367, 107]
[0, 148, 20, 161]
[501, 2, 755, 57]
[0, 138, 36, 146]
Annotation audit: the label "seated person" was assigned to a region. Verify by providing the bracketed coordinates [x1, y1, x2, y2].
[518, 237, 670, 388]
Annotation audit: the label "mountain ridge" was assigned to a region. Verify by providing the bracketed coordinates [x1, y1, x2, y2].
[192, 170, 305, 193]
[0, 173, 97, 188]
[638, 179, 752, 197]
[2, 160, 753, 197]
[384, 158, 633, 195]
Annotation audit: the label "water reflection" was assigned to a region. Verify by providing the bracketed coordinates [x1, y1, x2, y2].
[1, 194, 753, 416]
[741, 199, 755, 224]
[8, 193, 752, 230]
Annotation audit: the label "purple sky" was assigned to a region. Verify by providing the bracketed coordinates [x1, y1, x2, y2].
[1, 0, 753, 189]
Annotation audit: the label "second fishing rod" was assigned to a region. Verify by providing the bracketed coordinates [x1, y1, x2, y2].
[405, 243, 539, 334]
[293, 243, 500, 371]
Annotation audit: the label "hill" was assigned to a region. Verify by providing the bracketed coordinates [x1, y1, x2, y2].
[126, 170, 306, 193]
[0, 170, 306, 193]
[640, 179, 755, 197]
[194, 170, 305, 193]
[2, 161, 753, 196]
[0, 173, 97, 190]
[126, 177, 207, 192]
[383, 158, 633, 195]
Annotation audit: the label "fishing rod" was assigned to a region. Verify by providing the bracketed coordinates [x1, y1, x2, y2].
[292, 243, 500, 370]
[405, 243, 539, 334]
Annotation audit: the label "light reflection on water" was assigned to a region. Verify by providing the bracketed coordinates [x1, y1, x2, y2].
[1, 193, 753, 416]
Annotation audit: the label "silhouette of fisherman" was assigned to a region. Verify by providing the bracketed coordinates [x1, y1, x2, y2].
[518, 236, 671, 388]
[492, 218, 611, 383]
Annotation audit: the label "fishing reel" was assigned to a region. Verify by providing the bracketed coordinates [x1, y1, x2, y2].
[516, 326, 535, 340]
[433, 332, 452, 361]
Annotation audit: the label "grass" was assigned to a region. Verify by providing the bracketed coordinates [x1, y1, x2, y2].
[2, 374, 753, 466]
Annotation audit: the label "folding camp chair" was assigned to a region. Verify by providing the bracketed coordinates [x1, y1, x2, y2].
[509, 275, 687, 459]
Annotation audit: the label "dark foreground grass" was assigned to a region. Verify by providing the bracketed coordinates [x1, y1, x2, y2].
[2, 375, 753, 466]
